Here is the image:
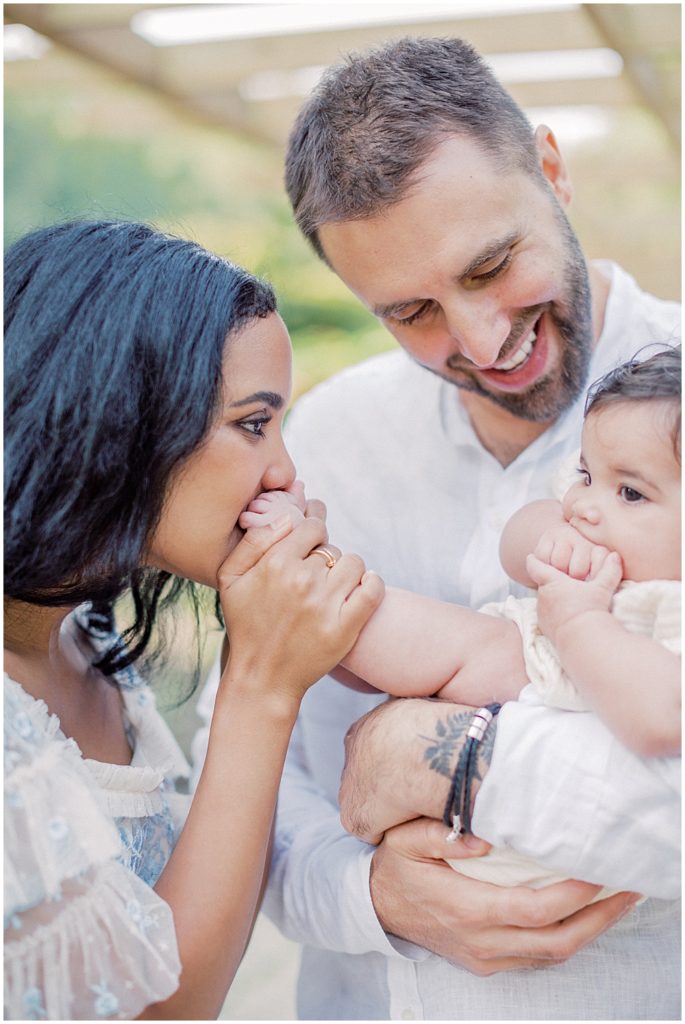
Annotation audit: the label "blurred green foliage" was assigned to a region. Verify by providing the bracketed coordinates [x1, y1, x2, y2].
[4, 79, 392, 400]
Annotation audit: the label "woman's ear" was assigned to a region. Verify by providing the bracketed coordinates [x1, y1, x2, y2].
[534, 125, 574, 206]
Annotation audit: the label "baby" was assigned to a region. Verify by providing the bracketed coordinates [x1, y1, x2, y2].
[242, 349, 681, 890]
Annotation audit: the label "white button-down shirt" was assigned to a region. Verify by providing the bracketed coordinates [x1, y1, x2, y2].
[258, 262, 680, 1019]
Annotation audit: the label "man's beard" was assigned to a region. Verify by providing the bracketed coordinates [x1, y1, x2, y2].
[439, 205, 594, 424]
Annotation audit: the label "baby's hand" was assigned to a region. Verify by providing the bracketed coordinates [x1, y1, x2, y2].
[526, 547, 623, 646]
[239, 480, 306, 530]
[533, 522, 611, 581]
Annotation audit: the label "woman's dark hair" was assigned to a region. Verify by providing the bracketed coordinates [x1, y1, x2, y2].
[5, 219, 276, 677]
[585, 346, 681, 462]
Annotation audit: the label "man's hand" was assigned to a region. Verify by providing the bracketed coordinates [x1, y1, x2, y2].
[340, 697, 639, 973]
[371, 818, 639, 974]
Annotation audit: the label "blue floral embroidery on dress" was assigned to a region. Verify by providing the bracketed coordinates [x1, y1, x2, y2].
[13, 711, 34, 740]
[22, 986, 47, 1019]
[47, 816, 70, 842]
[91, 981, 119, 1017]
[116, 808, 176, 887]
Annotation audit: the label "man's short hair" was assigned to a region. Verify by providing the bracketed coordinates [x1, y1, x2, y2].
[285, 36, 540, 259]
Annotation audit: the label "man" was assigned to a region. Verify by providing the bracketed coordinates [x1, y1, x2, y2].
[263, 38, 680, 1019]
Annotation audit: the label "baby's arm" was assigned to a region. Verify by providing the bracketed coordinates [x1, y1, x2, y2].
[528, 552, 681, 756]
[244, 488, 526, 704]
[340, 587, 527, 705]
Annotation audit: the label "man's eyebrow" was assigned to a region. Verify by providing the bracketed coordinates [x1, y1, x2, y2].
[227, 391, 284, 410]
[372, 230, 521, 318]
[459, 231, 520, 279]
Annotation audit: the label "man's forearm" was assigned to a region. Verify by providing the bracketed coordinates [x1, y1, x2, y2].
[340, 698, 497, 843]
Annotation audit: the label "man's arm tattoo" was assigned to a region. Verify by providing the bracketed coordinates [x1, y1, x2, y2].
[421, 709, 499, 784]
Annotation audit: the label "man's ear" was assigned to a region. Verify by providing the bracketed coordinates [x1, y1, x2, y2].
[534, 125, 573, 206]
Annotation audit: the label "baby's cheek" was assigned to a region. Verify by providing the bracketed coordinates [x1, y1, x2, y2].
[561, 484, 579, 521]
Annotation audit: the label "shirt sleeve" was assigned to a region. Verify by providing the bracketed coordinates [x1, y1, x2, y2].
[262, 713, 430, 961]
[4, 682, 181, 1020]
[472, 700, 681, 899]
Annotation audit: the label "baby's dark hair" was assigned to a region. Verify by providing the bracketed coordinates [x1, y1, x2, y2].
[585, 347, 681, 462]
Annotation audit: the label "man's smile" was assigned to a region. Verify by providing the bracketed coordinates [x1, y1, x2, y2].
[447, 309, 551, 393]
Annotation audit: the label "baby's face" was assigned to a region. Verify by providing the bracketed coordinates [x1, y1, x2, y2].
[562, 401, 681, 582]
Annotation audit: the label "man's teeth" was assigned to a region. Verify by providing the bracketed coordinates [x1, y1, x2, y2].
[495, 330, 536, 372]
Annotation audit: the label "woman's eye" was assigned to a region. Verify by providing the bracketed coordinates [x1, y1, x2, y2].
[620, 485, 645, 503]
[240, 417, 270, 438]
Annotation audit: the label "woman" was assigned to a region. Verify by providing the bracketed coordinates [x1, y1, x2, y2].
[4, 220, 384, 1019]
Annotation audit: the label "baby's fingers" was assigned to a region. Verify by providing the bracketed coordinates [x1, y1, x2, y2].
[566, 543, 592, 580]
[589, 550, 623, 591]
[532, 533, 555, 564]
[526, 553, 566, 587]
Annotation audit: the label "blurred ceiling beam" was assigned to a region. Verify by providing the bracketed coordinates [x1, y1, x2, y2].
[4, 3, 680, 149]
[583, 3, 680, 146]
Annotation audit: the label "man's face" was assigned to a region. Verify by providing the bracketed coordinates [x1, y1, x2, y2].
[318, 132, 593, 425]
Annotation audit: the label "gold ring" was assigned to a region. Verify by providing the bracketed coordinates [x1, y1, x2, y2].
[311, 546, 338, 568]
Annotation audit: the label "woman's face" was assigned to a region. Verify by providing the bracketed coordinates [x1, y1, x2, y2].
[146, 313, 296, 588]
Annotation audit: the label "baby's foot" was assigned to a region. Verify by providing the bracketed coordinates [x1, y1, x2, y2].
[239, 480, 306, 529]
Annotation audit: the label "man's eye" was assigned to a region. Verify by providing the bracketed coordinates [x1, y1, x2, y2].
[393, 302, 431, 325]
[472, 253, 512, 283]
[620, 485, 645, 503]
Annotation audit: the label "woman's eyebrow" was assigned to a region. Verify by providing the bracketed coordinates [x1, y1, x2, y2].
[228, 391, 284, 410]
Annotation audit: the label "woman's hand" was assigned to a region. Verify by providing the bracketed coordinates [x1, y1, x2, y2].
[217, 513, 385, 706]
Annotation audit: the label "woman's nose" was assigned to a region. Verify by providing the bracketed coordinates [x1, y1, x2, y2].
[263, 438, 296, 492]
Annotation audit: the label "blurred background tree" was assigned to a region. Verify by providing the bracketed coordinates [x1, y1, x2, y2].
[5, 3, 680, 406]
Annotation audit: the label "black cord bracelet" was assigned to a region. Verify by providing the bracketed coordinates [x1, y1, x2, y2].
[442, 703, 502, 839]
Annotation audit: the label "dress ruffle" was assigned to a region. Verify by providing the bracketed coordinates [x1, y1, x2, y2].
[5, 678, 124, 914]
[4, 610, 190, 1020]
[4, 860, 180, 1020]
[85, 686, 190, 819]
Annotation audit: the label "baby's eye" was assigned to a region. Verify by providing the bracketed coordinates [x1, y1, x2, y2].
[620, 485, 645, 504]
[576, 467, 591, 485]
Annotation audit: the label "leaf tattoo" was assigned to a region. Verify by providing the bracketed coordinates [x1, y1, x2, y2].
[421, 710, 472, 778]
[421, 708, 499, 780]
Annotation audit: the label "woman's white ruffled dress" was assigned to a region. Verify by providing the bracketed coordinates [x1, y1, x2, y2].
[4, 612, 192, 1020]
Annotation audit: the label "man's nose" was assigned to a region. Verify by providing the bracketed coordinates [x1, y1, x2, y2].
[443, 297, 512, 368]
